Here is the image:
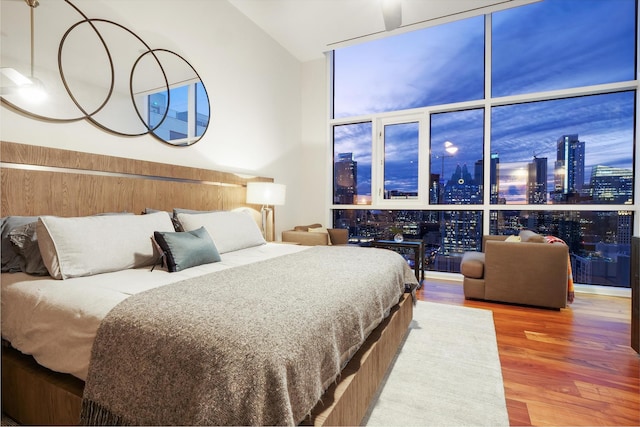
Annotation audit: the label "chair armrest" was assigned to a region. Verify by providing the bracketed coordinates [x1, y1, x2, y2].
[281, 230, 329, 246]
[328, 228, 349, 245]
[484, 240, 568, 309]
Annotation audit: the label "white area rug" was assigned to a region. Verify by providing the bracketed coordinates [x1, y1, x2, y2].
[363, 301, 509, 426]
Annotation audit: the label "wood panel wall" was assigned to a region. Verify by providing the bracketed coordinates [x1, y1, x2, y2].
[0, 141, 272, 218]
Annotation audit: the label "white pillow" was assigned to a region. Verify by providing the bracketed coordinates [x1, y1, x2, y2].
[37, 212, 174, 279]
[177, 210, 266, 254]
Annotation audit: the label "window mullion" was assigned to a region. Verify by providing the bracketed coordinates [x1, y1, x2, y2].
[188, 83, 196, 140]
[484, 12, 492, 235]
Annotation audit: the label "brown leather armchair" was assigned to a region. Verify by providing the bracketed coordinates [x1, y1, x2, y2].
[461, 231, 569, 309]
[281, 224, 349, 246]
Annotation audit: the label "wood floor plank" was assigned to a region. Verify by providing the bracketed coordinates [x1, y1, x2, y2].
[416, 280, 640, 426]
[504, 398, 531, 426]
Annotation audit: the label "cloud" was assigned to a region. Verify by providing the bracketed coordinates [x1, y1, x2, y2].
[332, 0, 636, 201]
[491, 0, 636, 96]
[333, 15, 484, 117]
[491, 91, 635, 170]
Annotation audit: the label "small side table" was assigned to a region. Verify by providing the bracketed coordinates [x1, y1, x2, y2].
[371, 239, 425, 286]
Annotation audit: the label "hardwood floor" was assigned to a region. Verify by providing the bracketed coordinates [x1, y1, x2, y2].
[416, 280, 640, 426]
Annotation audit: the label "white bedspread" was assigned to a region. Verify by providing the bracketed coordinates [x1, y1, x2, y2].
[1, 243, 307, 381]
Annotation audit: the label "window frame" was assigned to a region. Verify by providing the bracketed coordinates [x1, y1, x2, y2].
[375, 113, 428, 208]
[327, 2, 640, 287]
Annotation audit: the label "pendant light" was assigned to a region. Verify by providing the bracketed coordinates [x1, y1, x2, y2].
[0, 0, 46, 101]
[381, 0, 402, 31]
[21, 0, 46, 101]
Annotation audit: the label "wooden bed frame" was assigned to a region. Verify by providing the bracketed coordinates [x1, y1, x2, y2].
[0, 141, 413, 426]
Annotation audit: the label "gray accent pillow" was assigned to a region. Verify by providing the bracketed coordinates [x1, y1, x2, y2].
[153, 227, 221, 272]
[1, 216, 38, 273]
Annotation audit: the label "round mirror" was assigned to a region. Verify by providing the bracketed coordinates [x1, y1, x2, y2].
[0, 0, 210, 145]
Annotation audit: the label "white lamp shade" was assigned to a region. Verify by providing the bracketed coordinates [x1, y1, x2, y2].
[246, 182, 286, 206]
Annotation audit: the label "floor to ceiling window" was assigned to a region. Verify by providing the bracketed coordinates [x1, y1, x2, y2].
[330, 0, 638, 288]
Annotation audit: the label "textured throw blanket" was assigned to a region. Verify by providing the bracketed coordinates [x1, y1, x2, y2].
[81, 246, 417, 426]
[544, 235, 575, 303]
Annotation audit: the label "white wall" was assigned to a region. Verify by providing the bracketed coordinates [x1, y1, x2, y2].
[0, 0, 308, 238]
[295, 58, 330, 228]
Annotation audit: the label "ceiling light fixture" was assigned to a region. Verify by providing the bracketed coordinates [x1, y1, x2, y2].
[23, 0, 46, 102]
[381, 0, 402, 32]
[0, 0, 46, 101]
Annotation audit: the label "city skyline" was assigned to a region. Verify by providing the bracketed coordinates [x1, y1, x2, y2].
[331, 0, 636, 288]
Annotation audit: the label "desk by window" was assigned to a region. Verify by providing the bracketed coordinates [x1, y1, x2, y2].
[371, 239, 425, 285]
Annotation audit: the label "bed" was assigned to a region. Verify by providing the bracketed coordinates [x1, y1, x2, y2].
[0, 141, 416, 426]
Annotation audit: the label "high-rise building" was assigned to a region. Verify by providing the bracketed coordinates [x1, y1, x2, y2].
[474, 159, 483, 186]
[490, 153, 500, 204]
[440, 210, 482, 256]
[334, 152, 357, 204]
[617, 210, 633, 246]
[527, 156, 547, 204]
[553, 134, 585, 202]
[590, 165, 633, 204]
[443, 164, 479, 204]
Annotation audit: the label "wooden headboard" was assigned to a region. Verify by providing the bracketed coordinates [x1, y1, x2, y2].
[0, 141, 273, 236]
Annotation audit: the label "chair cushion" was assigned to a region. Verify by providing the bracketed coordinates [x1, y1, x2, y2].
[461, 251, 485, 279]
[293, 223, 322, 232]
[519, 229, 545, 243]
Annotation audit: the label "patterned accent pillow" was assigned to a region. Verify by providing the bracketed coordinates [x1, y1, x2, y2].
[1, 216, 38, 273]
[8, 222, 48, 275]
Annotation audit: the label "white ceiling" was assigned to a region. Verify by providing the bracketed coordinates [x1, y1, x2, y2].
[227, 0, 527, 62]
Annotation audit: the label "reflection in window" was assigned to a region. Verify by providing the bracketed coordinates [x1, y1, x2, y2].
[334, 123, 372, 205]
[333, 15, 484, 118]
[148, 86, 188, 142]
[195, 82, 209, 137]
[490, 210, 634, 287]
[333, 209, 483, 273]
[384, 122, 419, 199]
[430, 109, 484, 204]
[146, 80, 209, 145]
[492, 0, 636, 97]
[491, 92, 635, 205]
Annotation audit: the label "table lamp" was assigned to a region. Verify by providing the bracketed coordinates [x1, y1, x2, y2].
[246, 182, 286, 241]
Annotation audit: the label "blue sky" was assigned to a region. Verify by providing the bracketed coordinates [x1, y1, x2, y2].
[333, 0, 637, 201]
